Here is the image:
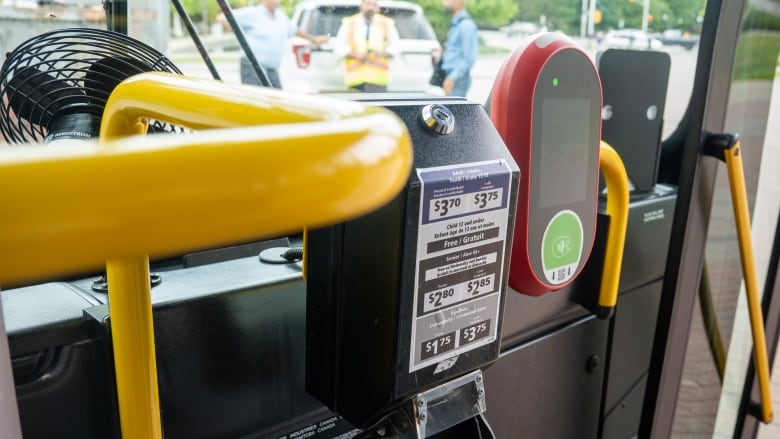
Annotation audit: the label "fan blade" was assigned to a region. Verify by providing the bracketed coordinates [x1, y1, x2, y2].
[5, 67, 88, 128]
[0, 28, 184, 144]
[85, 56, 155, 105]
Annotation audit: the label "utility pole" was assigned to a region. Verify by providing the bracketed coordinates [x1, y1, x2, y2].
[581, 0, 597, 38]
[587, 0, 597, 36]
[641, 0, 650, 33]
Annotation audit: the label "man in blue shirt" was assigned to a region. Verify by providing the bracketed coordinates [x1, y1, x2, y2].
[441, 0, 478, 97]
[217, 0, 327, 88]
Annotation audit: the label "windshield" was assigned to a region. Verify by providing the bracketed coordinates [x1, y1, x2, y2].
[3, 1, 780, 439]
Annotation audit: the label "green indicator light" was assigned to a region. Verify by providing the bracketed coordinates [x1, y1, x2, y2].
[552, 77, 559, 87]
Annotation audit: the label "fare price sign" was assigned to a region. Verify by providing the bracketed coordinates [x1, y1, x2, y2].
[410, 160, 511, 372]
[430, 189, 503, 220]
[423, 273, 495, 313]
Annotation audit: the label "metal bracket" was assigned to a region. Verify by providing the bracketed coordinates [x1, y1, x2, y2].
[701, 132, 740, 162]
[354, 370, 488, 439]
[413, 369, 487, 438]
[92, 272, 162, 293]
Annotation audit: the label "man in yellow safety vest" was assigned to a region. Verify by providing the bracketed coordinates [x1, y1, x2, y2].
[334, 0, 400, 92]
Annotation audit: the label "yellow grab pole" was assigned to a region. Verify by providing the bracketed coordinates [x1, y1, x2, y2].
[0, 73, 412, 286]
[722, 139, 773, 424]
[99, 72, 371, 139]
[596, 141, 630, 318]
[101, 75, 163, 439]
[91, 72, 409, 439]
[0, 73, 411, 439]
[106, 256, 162, 438]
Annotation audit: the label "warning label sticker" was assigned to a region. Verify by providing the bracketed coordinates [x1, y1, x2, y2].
[409, 160, 511, 372]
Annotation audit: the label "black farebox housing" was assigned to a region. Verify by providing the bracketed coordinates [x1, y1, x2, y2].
[597, 49, 671, 192]
[306, 96, 520, 429]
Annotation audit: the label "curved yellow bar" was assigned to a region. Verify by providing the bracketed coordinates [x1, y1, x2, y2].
[0, 72, 412, 439]
[724, 141, 773, 424]
[0, 75, 412, 285]
[597, 141, 629, 318]
[100, 72, 371, 138]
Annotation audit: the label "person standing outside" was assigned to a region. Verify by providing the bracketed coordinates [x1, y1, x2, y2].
[334, 0, 400, 92]
[217, 0, 327, 89]
[440, 0, 478, 97]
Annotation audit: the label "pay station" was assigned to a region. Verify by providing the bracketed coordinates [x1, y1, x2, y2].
[304, 33, 617, 438]
[306, 97, 520, 437]
[489, 33, 602, 298]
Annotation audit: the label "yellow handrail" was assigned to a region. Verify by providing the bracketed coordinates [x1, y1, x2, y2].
[596, 141, 630, 318]
[106, 255, 162, 438]
[722, 139, 773, 424]
[0, 72, 413, 438]
[0, 73, 412, 285]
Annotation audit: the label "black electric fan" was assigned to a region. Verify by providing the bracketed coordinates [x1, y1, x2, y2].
[0, 27, 183, 144]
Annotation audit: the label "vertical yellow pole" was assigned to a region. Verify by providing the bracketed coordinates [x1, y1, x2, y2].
[597, 141, 630, 318]
[107, 255, 163, 438]
[101, 81, 163, 438]
[723, 141, 774, 424]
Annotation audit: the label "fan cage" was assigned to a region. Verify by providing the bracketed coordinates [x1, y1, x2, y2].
[0, 27, 184, 144]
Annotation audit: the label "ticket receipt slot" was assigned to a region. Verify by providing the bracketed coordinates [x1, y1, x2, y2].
[490, 33, 601, 296]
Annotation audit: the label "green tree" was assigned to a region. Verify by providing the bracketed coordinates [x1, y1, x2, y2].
[596, 0, 704, 33]
[515, 0, 581, 35]
[466, 0, 519, 29]
[173, 0, 519, 39]
[411, 0, 519, 43]
[663, 0, 704, 32]
[515, 0, 705, 35]
[173, 0, 246, 32]
[172, 0, 297, 32]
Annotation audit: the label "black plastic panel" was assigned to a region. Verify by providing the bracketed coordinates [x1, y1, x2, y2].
[14, 339, 118, 438]
[602, 374, 649, 439]
[7, 254, 320, 439]
[3, 282, 98, 356]
[483, 316, 609, 438]
[598, 49, 671, 193]
[603, 281, 663, 414]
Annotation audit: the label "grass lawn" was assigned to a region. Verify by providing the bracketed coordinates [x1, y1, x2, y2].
[733, 31, 780, 81]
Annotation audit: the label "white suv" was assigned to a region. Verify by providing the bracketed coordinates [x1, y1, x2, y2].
[282, 0, 442, 93]
[602, 29, 663, 50]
